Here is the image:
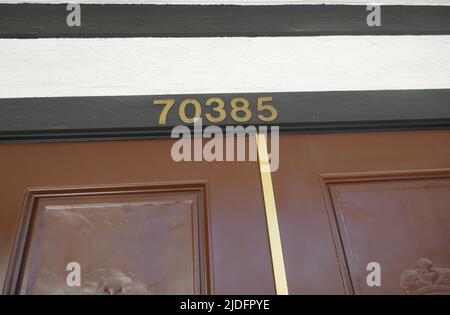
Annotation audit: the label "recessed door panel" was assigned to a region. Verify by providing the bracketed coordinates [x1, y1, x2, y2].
[12, 188, 207, 295]
[326, 175, 450, 294]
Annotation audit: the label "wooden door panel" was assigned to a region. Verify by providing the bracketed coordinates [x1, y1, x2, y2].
[324, 173, 450, 294]
[6, 185, 209, 295]
[274, 131, 450, 294]
[0, 139, 274, 294]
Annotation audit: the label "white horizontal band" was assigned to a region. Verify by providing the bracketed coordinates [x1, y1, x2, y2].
[1, 36, 450, 98]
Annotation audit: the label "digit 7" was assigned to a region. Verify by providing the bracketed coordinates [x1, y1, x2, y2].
[153, 99, 175, 124]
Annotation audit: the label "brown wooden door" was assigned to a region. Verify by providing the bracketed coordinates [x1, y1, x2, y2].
[1, 130, 450, 295]
[274, 130, 450, 294]
[0, 138, 274, 294]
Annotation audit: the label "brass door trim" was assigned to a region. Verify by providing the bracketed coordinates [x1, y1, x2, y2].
[256, 134, 289, 295]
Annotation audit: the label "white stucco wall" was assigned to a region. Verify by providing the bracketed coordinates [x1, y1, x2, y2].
[1, 36, 449, 98]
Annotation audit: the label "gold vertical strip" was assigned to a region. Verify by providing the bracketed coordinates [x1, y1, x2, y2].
[256, 133, 289, 295]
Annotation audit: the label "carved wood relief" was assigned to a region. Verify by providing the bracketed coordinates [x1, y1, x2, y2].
[401, 258, 450, 295]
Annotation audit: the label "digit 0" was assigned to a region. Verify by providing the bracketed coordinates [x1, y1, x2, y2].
[179, 99, 201, 123]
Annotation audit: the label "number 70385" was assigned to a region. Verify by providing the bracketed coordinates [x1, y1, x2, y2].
[153, 96, 278, 125]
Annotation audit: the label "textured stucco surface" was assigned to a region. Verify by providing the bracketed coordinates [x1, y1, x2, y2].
[1, 36, 450, 98]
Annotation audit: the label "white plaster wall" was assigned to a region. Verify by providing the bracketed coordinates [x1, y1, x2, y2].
[1, 36, 449, 98]
[0, 1, 449, 5]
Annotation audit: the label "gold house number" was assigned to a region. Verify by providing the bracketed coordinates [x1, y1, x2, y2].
[153, 96, 278, 125]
